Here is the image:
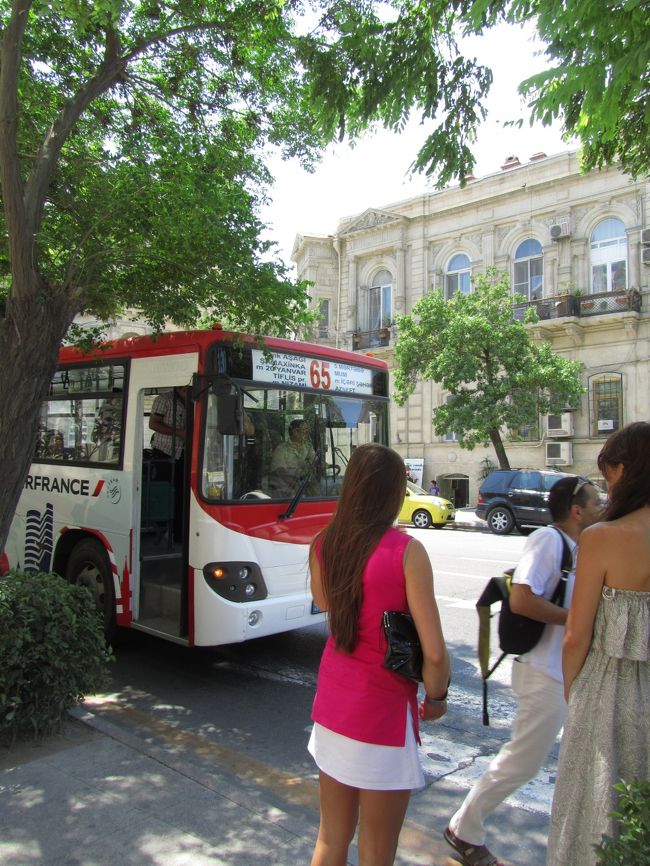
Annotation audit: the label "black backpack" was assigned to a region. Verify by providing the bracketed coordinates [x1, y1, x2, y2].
[476, 527, 573, 725]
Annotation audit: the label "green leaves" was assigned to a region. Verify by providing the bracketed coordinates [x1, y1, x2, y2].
[394, 268, 585, 466]
[595, 779, 650, 866]
[512, 0, 650, 177]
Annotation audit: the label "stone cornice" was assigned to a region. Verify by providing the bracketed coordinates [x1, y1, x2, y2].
[340, 208, 407, 235]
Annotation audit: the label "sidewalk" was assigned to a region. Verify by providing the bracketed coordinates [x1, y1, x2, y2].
[450, 507, 487, 530]
[1, 702, 551, 866]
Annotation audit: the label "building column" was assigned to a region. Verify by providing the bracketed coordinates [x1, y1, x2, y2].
[347, 257, 358, 333]
[395, 240, 406, 317]
[628, 228, 641, 290]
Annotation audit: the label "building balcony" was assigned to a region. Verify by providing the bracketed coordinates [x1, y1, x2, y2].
[513, 289, 641, 322]
[352, 326, 392, 350]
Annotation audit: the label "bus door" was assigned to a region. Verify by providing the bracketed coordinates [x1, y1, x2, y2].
[136, 385, 192, 639]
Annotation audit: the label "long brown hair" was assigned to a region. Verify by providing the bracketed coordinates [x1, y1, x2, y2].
[597, 421, 650, 521]
[311, 443, 407, 652]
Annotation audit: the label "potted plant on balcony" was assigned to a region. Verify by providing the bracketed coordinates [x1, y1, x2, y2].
[553, 284, 581, 316]
[379, 316, 392, 341]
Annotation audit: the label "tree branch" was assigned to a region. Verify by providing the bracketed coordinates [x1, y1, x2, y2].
[23, 23, 126, 240]
[0, 0, 33, 285]
[23, 17, 230, 244]
[122, 19, 227, 66]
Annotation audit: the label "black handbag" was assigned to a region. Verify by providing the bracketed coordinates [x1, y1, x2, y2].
[382, 610, 423, 681]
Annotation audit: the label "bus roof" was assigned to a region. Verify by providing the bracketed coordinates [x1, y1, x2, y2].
[58, 328, 389, 370]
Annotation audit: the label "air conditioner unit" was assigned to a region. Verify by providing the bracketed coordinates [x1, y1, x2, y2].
[643, 247, 650, 266]
[550, 222, 570, 240]
[546, 412, 573, 437]
[545, 441, 573, 466]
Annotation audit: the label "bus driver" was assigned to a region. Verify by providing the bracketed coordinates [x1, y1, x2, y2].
[269, 418, 318, 498]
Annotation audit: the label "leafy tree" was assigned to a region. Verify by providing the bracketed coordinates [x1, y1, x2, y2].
[393, 269, 585, 469]
[464, 0, 650, 178]
[0, 0, 499, 550]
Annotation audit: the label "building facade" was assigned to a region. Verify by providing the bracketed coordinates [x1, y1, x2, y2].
[292, 151, 650, 507]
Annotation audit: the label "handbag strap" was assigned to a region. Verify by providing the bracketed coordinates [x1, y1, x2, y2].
[550, 526, 574, 607]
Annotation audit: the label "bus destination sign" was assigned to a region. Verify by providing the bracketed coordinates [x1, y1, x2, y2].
[251, 350, 374, 395]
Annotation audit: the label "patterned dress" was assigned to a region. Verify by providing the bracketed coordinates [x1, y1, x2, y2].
[547, 588, 650, 866]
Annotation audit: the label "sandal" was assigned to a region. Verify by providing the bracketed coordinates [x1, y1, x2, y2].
[443, 827, 504, 866]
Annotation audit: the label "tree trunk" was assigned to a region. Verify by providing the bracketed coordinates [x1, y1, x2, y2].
[489, 427, 511, 469]
[0, 279, 81, 553]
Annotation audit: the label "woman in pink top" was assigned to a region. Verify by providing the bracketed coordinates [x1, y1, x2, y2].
[308, 443, 450, 866]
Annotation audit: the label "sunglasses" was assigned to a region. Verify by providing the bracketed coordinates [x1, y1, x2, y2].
[571, 478, 590, 499]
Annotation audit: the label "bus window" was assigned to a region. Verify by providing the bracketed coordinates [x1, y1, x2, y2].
[201, 388, 389, 502]
[35, 361, 125, 466]
[202, 392, 226, 498]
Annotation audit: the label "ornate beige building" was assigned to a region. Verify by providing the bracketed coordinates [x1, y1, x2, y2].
[292, 151, 650, 507]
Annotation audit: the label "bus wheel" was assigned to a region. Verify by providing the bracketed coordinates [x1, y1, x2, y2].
[66, 539, 115, 639]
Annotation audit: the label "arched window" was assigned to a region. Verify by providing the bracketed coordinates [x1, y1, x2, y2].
[590, 372, 623, 437]
[590, 219, 627, 293]
[446, 254, 471, 299]
[513, 239, 543, 301]
[366, 269, 393, 330]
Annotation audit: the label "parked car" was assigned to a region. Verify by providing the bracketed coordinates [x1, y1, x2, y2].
[398, 481, 455, 529]
[476, 468, 584, 535]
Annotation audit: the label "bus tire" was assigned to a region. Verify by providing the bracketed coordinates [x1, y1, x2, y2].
[65, 538, 116, 640]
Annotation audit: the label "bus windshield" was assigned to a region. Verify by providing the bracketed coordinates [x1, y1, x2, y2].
[201, 388, 388, 501]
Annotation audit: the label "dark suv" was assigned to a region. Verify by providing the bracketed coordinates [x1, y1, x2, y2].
[476, 469, 578, 535]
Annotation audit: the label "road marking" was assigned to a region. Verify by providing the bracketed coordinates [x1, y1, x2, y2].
[419, 733, 555, 816]
[435, 595, 479, 609]
[434, 570, 501, 581]
[458, 556, 517, 563]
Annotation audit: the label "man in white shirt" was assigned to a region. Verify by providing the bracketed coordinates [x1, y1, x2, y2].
[444, 476, 603, 866]
[269, 418, 317, 497]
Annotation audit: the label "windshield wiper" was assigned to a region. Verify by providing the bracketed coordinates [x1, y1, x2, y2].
[278, 448, 322, 521]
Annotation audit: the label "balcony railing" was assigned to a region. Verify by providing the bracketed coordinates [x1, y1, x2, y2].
[352, 326, 391, 350]
[513, 289, 641, 322]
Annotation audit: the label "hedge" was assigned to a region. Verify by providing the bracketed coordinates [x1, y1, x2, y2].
[0, 570, 112, 744]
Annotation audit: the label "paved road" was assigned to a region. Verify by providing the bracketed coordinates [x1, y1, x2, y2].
[73, 526, 555, 865]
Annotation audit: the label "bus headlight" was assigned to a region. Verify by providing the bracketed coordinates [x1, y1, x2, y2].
[202, 561, 268, 602]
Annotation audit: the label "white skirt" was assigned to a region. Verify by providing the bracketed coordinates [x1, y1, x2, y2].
[308, 705, 424, 791]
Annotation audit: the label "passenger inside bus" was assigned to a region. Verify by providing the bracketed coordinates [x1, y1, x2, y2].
[148, 387, 187, 541]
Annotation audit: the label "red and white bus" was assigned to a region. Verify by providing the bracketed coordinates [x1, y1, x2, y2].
[2, 329, 389, 646]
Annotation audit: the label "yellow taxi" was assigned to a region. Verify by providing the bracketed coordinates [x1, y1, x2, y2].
[398, 481, 455, 529]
